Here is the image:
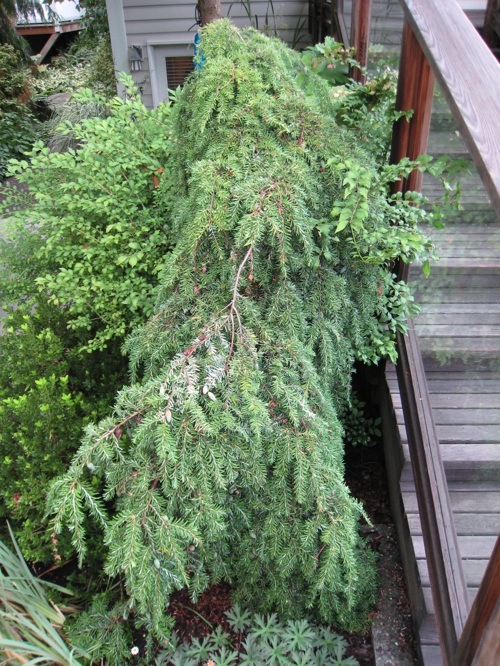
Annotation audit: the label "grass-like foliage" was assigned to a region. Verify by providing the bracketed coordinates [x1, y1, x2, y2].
[0, 525, 89, 666]
[0, 44, 40, 179]
[156, 605, 358, 665]
[47, 19, 440, 646]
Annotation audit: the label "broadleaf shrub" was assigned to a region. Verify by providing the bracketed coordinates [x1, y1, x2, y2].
[47, 20, 441, 649]
[0, 302, 125, 563]
[0, 76, 174, 562]
[3, 77, 173, 351]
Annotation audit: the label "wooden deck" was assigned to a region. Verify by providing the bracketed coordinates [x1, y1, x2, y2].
[384, 133, 500, 663]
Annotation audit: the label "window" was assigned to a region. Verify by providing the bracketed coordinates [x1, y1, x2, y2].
[165, 56, 194, 89]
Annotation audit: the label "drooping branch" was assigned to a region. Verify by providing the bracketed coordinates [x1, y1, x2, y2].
[226, 245, 253, 365]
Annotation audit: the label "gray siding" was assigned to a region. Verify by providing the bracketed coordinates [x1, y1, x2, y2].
[120, 0, 309, 107]
[342, 1, 487, 53]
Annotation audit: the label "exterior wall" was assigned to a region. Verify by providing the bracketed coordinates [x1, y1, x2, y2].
[117, 0, 309, 107]
[111, 0, 487, 107]
[342, 0, 487, 51]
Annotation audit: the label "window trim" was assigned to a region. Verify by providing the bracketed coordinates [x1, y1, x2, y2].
[147, 40, 195, 107]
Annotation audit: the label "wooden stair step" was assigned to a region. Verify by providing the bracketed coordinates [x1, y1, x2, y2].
[419, 616, 442, 665]
[401, 481, 500, 513]
[417, 339, 500, 358]
[407, 512, 500, 536]
[392, 391, 500, 409]
[417, 557, 490, 588]
[396, 405, 500, 425]
[416, 312, 500, 325]
[415, 290, 499, 304]
[425, 131, 470, 155]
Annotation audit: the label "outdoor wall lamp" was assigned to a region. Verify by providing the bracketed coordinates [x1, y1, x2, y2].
[129, 45, 143, 71]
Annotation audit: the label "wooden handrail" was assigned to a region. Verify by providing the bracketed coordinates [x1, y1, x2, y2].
[399, 0, 500, 213]
[387, 2, 499, 662]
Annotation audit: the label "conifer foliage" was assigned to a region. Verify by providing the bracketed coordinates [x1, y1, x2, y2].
[48, 20, 434, 642]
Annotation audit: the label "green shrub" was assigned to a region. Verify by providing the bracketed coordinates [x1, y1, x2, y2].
[33, 37, 116, 101]
[0, 77, 174, 562]
[3, 78, 173, 351]
[65, 594, 134, 666]
[48, 21, 441, 649]
[0, 303, 125, 563]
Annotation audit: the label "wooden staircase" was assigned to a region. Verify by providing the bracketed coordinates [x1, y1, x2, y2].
[384, 97, 500, 664]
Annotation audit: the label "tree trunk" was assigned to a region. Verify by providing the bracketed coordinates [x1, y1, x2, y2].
[199, 0, 222, 26]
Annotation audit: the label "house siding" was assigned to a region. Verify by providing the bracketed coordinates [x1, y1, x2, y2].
[342, 0, 487, 50]
[119, 0, 309, 107]
[113, 0, 487, 107]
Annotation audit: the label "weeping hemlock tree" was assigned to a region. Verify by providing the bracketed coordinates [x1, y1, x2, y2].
[48, 20, 432, 641]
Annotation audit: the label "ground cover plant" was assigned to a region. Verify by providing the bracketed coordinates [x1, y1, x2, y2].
[158, 605, 358, 665]
[38, 20, 444, 661]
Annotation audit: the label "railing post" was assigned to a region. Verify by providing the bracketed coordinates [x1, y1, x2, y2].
[390, 19, 435, 194]
[349, 0, 372, 83]
[456, 536, 500, 665]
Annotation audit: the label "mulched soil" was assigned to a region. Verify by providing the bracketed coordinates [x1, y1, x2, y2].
[163, 440, 417, 666]
[345, 442, 419, 664]
[168, 581, 374, 665]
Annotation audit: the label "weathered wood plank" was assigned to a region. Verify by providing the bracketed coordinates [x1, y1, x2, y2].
[420, 258, 500, 268]
[423, 586, 478, 616]
[408, 512, 500, 537]
[415, 276, 500, 290]
[418, 339, 500, 354]
[393, 322, 469, 655]
[420, 614, 440, 646]
[392, 393, 500, 409]
[402, 465, 500, 484]
[400, 425, 500, 443]
[388, 378, 500, 394]
[402, 446, 500, 471]
[396, 407, 500, 425]
[420, 644, 443, 666]
[403, 492, 500, 514]
[415, 325, 500, 337]
[415, 303, 500, 313]
[416, 292, 499, 304]
[416, 313, 500, 325]
[418, 558, 489, 589]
